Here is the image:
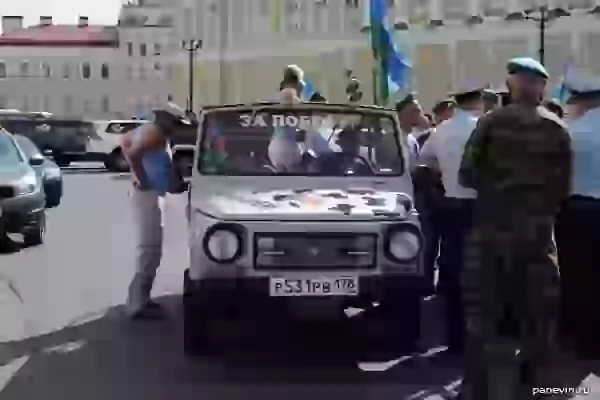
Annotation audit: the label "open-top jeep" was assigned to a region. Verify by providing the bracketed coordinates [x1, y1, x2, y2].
[184, 102, 426, 355]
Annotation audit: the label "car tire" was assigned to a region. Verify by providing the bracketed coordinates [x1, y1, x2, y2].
[23, 211, 46, 247]
[54, 156, 70, 168]
[183, 270, 219, 357]
[43, 181, 62, 209]
[373, 285, 422, 353]
[105, 149, 129, 172]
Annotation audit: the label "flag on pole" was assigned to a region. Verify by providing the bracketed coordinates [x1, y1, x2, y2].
[301, 78, 316, 100]
[551, 57, 574, 104]
[369, 0, 412, 105]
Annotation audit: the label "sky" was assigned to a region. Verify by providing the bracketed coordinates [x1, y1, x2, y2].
[1, 0, 122, 30]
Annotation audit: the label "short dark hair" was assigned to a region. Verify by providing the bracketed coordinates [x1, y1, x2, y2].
[543, 100, 564, 119]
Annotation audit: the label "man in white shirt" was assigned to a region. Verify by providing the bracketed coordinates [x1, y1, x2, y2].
[395, 93, 423, 168]
[396, 93, 438, 294]
[419, 84, 484, 353]
[554, 68, 600, 359]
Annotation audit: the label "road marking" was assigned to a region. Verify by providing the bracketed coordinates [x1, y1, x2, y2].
[0, 279, 26, 342]
[0, 356, 30, 391]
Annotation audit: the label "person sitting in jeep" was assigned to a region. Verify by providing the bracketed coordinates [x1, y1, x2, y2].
[312, 125, 372, 176]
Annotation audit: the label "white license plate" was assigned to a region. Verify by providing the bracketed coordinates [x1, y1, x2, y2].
[269, 276, 358, 297]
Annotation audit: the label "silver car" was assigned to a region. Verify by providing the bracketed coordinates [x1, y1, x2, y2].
[184, 102, 425, 355]
[0, 129, 46, 246]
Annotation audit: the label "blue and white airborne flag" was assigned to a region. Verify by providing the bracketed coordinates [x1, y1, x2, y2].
[550, 58, 575, 104]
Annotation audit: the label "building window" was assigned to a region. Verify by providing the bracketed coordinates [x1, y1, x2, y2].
[41, 95, 50, 111]
[63, 96, 73, 114]
[62, 64, 70, 79]
[153, 62, 162, 73]
[127, 42, 133, 56]
[153, 43, 162, 55]
[81, 63, 91, 79]
[126, 66, 133, 80]
[20, 61, 29, 77]
[0, 62, 6, 78]
[140, 43, 147, 56]
[83, 99, 93, 114]
[139, 65, 147, 80]
[41, 63, 52, 78]
[258, 0, 269, 14]
[101, 63, 109, 79]
[345, 0, 359, 8]
[101, 95, 110, 113]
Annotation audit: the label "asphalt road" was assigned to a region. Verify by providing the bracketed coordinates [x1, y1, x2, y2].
[0, 169, 597, 400]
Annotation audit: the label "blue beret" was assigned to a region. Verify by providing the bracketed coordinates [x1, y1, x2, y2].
[506, 57, 549, 79]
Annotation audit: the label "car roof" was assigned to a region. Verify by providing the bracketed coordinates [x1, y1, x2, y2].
[199, 102, 394, 113]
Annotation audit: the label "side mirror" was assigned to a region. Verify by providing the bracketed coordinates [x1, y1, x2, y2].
[29, 155, 45, 166]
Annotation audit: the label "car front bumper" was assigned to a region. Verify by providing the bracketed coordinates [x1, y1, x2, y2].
[183, 269, 428, 306]
[0, 191, 46, 233]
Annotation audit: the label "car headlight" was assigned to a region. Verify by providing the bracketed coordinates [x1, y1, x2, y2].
[14, 173, 38, 195]
[384, 223, 423, 262]
[202, 223, 245, 263]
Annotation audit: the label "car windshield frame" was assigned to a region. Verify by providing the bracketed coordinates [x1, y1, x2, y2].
[197, 104, 404, 177]
[0, 132, 25, 165]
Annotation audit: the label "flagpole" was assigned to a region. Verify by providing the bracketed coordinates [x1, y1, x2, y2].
[372, 67, 378, 105]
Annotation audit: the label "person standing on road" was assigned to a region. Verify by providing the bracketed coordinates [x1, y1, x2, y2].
[395, 93, 423, 168]
[418, 84, 485, 354]
[458, 57, 572, 399]
[555, 69, 600, 360]
[121, 103, 190, 320]
[398, 93, 439, 296]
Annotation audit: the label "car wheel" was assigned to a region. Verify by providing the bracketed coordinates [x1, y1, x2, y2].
[377, 291, 421, 352]
[54, 156, 70, 168]
[183, 270, 217, 357]
[23, 211, 46, 247]
[105, 149, 129, 172]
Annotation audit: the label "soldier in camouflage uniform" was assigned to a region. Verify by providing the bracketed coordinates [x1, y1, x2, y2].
[457, 58, 572, 400]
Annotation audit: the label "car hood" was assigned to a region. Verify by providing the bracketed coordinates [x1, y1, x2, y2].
[196, 188, 413, 221]
[0, 164, 30, 184]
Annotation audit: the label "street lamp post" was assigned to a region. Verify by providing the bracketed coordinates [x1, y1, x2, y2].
[505, 6, 570, 66]
[181, 39, 203, 113]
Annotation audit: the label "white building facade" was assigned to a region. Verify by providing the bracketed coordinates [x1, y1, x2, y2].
[172, 0, 600, 109]
[0, 1, 179, 119]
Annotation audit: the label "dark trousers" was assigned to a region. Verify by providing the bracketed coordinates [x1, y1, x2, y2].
[438, 197, 475, 351]
[555, 195, 600, 357]
[420, 205, 442, 294]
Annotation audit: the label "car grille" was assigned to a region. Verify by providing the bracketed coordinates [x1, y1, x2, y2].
[254, 233, 377, 270]
[0, 186, 14, 198]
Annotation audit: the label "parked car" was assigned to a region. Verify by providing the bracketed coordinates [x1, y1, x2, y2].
[88, 119, 147, 172]
[183, 102, 424, 356]
[13, 135, 63, 208]
[0, 129, 46, 246]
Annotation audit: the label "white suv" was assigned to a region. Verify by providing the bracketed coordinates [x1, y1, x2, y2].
[184, 102, 425, 355]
